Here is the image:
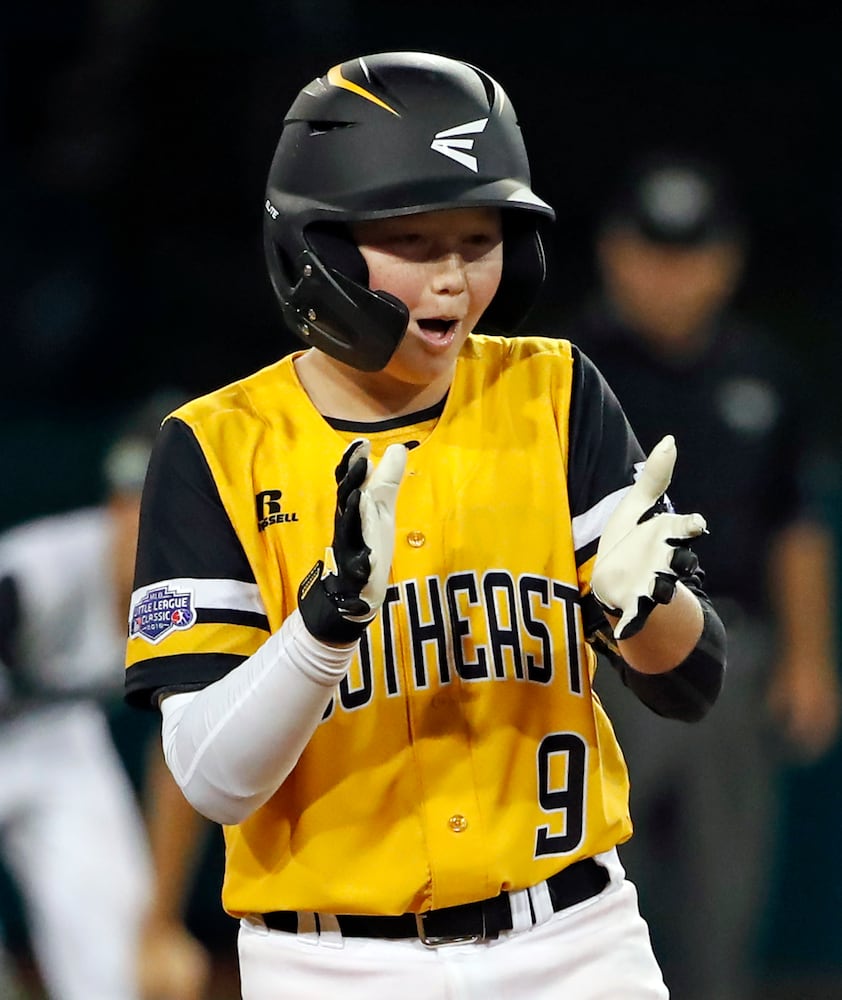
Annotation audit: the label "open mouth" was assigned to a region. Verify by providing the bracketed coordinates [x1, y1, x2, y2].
[417, 318, 456, 338]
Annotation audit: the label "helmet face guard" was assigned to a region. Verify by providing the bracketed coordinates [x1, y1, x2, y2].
[264, 51, 556, 371]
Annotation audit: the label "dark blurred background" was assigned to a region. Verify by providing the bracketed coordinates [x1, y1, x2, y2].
[2, 3, 841, 995]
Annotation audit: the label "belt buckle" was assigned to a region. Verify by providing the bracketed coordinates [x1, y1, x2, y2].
[414, 910, 484, 948]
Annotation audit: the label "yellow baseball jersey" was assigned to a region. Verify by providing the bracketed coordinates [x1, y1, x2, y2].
[126, 334, 645, 918]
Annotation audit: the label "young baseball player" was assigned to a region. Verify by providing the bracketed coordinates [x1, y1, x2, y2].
[125, 51, 726, 999]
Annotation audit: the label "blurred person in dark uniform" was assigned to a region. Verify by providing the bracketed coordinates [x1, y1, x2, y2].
[566, 151, 840, 1000]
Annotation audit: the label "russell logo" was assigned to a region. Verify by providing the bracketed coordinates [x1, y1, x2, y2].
[130, 585, 195, 644]
[430, 117, 489, 172]
[256, 489, 299, 532]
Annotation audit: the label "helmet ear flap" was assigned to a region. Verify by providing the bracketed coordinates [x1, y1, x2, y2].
[263, 220, 408, 372]
[296, 223, 407, 371]
[480, 215, 549, 334]
[306, 224, 369, 286]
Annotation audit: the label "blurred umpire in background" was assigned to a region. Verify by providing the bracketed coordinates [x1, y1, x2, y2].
[567, 151, 840, 1000]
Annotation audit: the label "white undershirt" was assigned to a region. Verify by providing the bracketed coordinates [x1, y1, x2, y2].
[160, 609, 357, 824]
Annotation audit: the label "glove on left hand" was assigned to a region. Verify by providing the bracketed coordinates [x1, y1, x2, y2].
[591, 435, 707, 641]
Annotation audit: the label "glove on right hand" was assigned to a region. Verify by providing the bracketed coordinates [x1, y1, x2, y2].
[299, 438, 407, 645]
[590, 434, 707, 641]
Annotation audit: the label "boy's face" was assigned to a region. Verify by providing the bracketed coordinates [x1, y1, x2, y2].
[351, 207, 503, 385]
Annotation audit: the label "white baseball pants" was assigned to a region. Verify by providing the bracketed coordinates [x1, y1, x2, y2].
[237, 848, 668, 999]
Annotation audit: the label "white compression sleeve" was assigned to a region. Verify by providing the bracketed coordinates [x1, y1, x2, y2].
[160, 609, 356, 825]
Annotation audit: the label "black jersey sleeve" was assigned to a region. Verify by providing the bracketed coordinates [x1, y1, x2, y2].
[568, 346, 726, 721]
[132, 417, 256, 589]
[567, 345, 645, 569]
[125, 417, 269, 709]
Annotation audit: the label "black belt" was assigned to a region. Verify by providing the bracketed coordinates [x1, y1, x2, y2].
[262, 857, 608, 945]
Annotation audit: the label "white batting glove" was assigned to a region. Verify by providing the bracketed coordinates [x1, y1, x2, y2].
[299, 438, 407, 644]
[355, 442, 407, 616]
[591, 435, 707, 641]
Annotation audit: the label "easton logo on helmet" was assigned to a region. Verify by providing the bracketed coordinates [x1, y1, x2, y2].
[430, 118, 489, 172]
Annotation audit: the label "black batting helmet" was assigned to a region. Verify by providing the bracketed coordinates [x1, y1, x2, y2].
[263, 51, 556, 371]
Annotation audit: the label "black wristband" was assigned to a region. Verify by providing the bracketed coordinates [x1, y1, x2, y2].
[617, 599, 726, 722]
[298, 561, 370, 645]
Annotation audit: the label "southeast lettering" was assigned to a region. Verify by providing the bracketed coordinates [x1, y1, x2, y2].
[484, 571, 524, 679]
[405, 578, 449, 688]
[520, 576, 553, 683]
[320, 571, 585, 717]
[446, 572, 489, 680]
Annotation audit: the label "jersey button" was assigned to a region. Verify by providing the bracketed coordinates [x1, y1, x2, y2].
[407, 531, 426, 547]
[448, 814, 468, 833]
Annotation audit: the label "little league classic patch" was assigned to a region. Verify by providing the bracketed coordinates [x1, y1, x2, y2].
[130, 584, 196, 643]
